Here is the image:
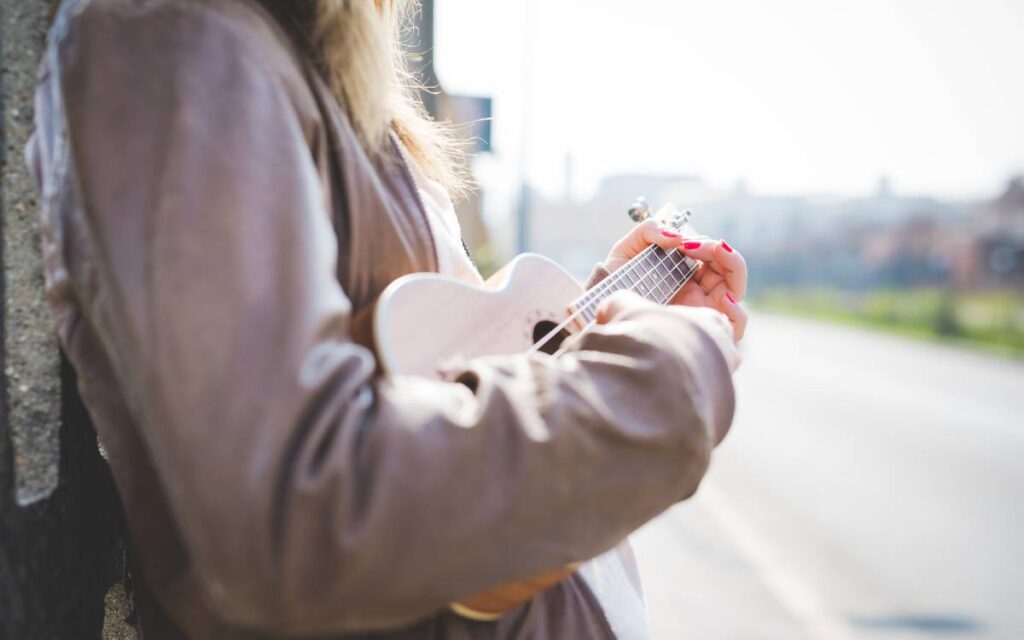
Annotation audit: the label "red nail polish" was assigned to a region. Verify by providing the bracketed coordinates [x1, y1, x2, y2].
[722, 240, 734, 253]
[726, 292, 737, 304]
[660, 230, 680, 238]
[683, 241, 702, 250]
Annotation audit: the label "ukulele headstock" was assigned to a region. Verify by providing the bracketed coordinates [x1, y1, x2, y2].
[628, 197, 694, 235]
[627, 197, 653, 222]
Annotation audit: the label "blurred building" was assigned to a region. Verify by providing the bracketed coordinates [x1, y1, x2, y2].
[523, 166, 1024, 297]
[410, 0, 496, 271]
[956, 177, 1024, 291]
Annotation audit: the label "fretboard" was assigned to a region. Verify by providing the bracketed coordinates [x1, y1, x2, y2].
[570, 245, 699, 327]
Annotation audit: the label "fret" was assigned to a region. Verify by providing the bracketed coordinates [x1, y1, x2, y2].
[625, 265, 639, 284]
[654, 281, 669, 301]
[625, 261, 646, 284]
[652, 283, 665, 303]
[666, 280, 679, 302]
[624, 264, 645, 288]
[655, 265, 675, 297]
[674, 260, 688, 279]
[572, 241, 702, 330]
[659, 251, 695, 303]
[671, 254, 690, 278]
[542, 208, 701, 357]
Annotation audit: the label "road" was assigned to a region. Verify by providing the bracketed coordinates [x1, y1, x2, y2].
[632, 313, 1024, 640]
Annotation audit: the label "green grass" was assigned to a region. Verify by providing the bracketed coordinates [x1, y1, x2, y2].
[751, 288, 1024, 359]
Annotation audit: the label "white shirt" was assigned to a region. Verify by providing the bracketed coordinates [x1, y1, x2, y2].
[403, 154, 651, 640]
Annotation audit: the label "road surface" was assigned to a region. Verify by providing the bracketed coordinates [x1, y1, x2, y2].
[633, 313, 1024, 639]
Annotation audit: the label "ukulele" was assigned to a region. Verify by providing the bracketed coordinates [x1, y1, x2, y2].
[373, 199, 700, 620]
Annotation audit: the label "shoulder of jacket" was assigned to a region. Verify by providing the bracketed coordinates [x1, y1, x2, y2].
[53, 0, 304, 80]
[50, 0, 318, 121]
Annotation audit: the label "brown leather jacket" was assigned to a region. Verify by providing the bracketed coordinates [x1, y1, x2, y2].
[28, 0, 735, 638]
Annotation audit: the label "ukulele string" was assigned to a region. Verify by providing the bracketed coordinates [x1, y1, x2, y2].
[578, 206, 694, 305]
[532, 245, 693, 353]
[528, 244, 698, 355]
[527, 245, 669, 353]
[584, 247, 697, 311]
[581, 245, 659, 300]
[547, 259, 700, 360]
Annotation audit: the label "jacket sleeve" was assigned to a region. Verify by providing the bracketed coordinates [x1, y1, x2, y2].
[53, 2, 734, 634]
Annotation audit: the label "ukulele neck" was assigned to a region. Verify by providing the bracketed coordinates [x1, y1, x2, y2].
[569, 207, 698, 327]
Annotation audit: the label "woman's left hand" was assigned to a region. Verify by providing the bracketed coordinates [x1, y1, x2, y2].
[603, 219, 748, 341]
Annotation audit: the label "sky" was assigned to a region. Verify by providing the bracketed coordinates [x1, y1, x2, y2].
[434, 0, 1024, 201]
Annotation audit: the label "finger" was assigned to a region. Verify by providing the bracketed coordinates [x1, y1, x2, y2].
[714, 240, 748, 301]
[679, 238, 748, 301]
[638, 219, 685, 253]
[680, 306, 741, 366]
[707, 284, 747, 341]
[668, 283, 706, 308]
[694, 270, 725, 295]
[596, 290, 646, 324]
[610, 219, 683, 263]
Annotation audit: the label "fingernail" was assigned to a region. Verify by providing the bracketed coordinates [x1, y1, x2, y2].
[726, 292, 737, 304]
[721, 240, 734, 253]
[683, 241, 702, 250]
[660, 230, 680, 238]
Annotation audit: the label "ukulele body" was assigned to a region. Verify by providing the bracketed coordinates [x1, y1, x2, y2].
[372, 253, 585, 619]
[370, 203, 695, 620]
[374, 253, 586, 378]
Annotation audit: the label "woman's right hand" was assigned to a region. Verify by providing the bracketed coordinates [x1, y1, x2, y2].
[596, 290, 742, 373]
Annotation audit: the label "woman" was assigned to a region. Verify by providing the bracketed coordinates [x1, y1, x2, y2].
[29, 0, 747, 638]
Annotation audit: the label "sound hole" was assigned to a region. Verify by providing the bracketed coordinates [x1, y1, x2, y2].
[533, 320, 570, 355]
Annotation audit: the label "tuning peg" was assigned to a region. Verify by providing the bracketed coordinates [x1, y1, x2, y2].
[654, 203, 692, 231]
[628, 197, 652, 223]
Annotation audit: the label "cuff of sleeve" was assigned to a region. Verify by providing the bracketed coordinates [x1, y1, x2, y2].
[584, 263, 612, 290]
[616, 306, 737, 447]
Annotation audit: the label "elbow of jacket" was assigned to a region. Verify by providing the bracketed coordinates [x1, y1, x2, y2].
[180, 502, 329, 633]
[195, 554, 348, 634]
[651, 340, 729, 503]
[189, 542, 297, 633]
[675, 429, 714, 503]
[198, 567, 422, 636]
[190, 516, 401, 634]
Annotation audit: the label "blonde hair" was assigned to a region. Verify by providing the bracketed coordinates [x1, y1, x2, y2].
[315, 0, 468, 197]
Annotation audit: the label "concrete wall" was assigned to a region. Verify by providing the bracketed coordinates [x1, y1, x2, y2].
[1, 1, 134, 637]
